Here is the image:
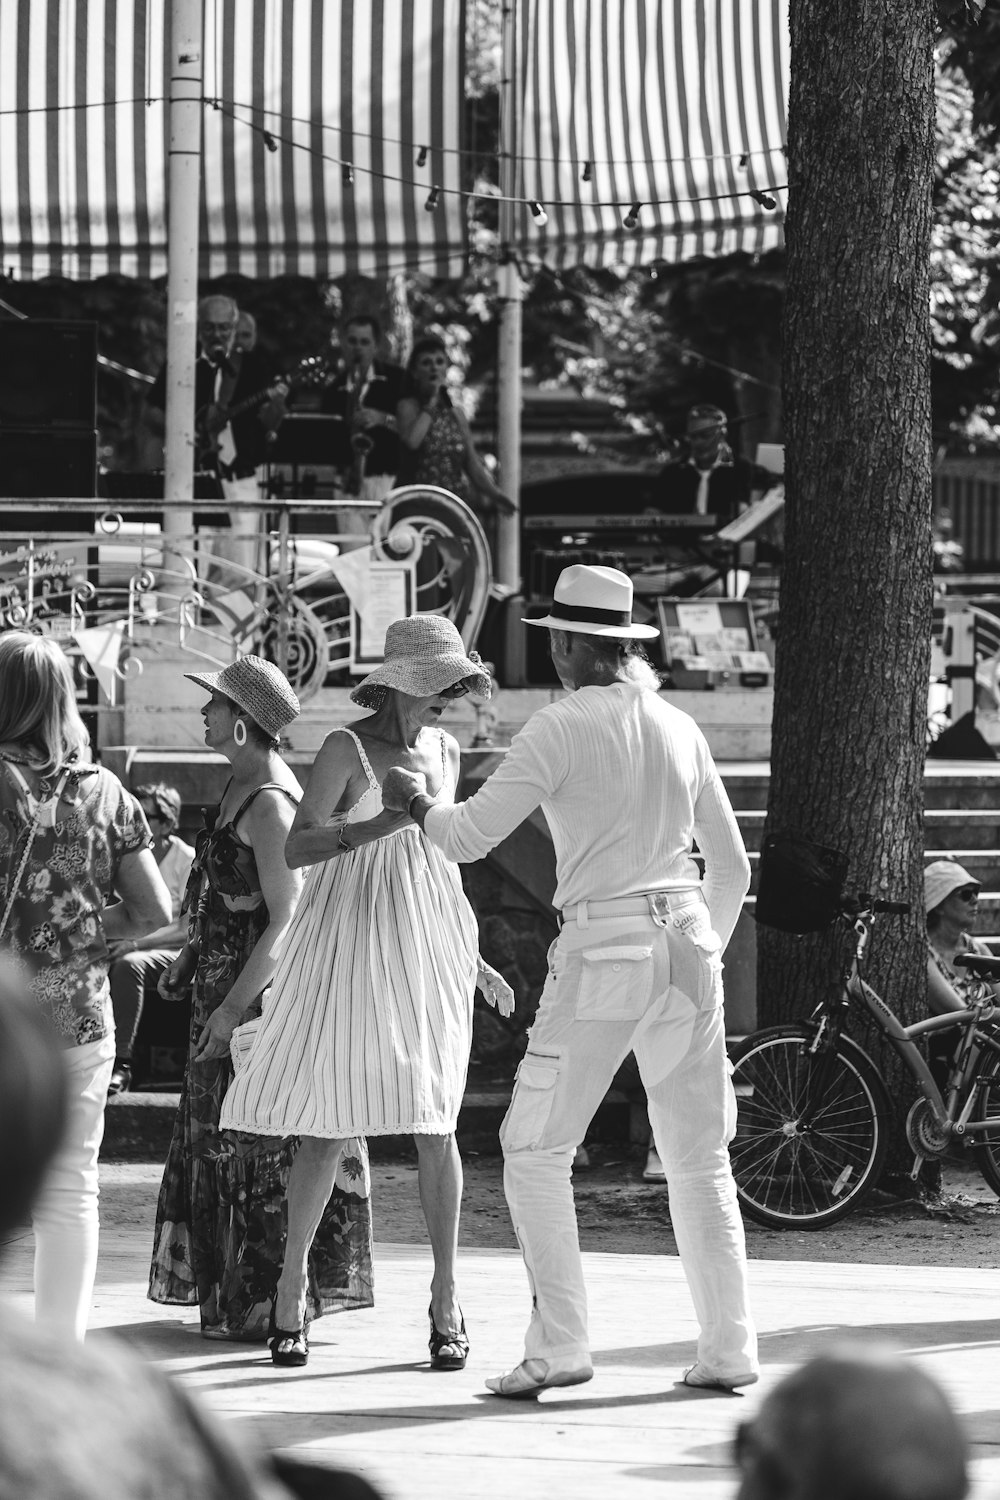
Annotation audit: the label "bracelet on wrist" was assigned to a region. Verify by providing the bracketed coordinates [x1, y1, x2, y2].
[407, 791, 426, 820]
[337, 825, 352, 853]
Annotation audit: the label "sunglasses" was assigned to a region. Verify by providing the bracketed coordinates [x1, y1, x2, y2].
[955, 887, 979, 901]
[438, 681, 470, 699]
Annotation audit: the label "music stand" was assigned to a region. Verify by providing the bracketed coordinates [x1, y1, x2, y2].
[271, 414, 342, 467]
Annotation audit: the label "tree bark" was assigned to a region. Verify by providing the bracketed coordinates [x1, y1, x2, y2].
[759, 0, 935, 1152]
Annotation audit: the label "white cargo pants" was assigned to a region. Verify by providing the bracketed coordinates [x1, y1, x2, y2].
[500, 896, 757, 1381]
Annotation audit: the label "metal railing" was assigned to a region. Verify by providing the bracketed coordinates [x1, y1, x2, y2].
[0, 487, 493, 701]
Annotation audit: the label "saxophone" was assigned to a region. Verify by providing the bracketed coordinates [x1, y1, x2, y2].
[346, 366, 374, 496]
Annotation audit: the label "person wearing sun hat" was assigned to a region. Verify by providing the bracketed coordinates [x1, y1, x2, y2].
[149, 653, 375, 1345]
[383, 564, 758, 1399]
[219, 615, 513, 1373]
[925, 860, 1000, 1084]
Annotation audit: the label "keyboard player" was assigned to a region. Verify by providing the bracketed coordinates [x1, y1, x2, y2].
[656, 405, 776, 524]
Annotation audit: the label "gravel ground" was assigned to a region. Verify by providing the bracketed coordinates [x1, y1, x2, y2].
[101, 1143, 1000, 1267]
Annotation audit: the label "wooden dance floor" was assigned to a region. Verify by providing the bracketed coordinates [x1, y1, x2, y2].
[2, 1224, 999, 1499]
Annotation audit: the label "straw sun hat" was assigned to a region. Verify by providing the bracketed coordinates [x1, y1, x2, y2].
[350, 615, 492, 709]
[524, 564, 659, 640]
[924, 859, 980, 915]
[184, 655, 300, 741]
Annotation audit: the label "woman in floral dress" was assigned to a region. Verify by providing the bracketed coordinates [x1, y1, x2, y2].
[0, 632, 171, 1343]
[148, 656, 373, 1340]
[396, 336, 515, 526]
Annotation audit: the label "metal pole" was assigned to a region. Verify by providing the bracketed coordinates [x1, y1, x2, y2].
[495, 0, 522, 593]
[162, 0, 203, 582]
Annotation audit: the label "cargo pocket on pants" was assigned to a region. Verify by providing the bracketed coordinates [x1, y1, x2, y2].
[692, 931, 724, 1010]
[576, 946, 654, 1020]
[500, 1053, 561, 1153]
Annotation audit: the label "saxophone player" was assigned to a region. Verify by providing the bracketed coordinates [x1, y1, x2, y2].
[319, 315, 404, 510]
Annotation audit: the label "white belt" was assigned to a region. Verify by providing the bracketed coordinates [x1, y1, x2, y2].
[560, 889, 702, 928]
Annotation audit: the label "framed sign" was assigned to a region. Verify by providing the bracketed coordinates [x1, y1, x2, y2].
[349, 562, 415, 672]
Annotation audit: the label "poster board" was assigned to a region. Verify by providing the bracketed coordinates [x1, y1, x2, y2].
[656, 597, 772, 686]
[349, 562, 416, 672]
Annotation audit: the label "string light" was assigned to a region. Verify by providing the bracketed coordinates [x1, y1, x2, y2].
[207, 101, 790, 221]
[581, 160, 592, 182]
[416, 145, 428, 167]
[739, 153, 748, 168]
[529, 200, 548, 226]
[262, 130, 278, 153]
[749, 189, 777, 210]
[208, 95, 788, 171]
[425, 185, 440, 210]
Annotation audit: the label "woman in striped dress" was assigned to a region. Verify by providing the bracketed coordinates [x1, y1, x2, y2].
[220, 616, 513, 1371]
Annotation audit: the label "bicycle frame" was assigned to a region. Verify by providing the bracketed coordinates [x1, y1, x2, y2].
[805, 911, 1000, 1147]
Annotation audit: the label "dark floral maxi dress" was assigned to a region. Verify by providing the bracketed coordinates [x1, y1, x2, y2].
[148, 784, 374, 1337]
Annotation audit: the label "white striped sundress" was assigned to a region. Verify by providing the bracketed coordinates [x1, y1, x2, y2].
[219, 727, 479, 1138]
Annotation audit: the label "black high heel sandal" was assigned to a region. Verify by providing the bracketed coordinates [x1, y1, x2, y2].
[428, 1304, 469, 1371]
[267, 1301, 309, 1368]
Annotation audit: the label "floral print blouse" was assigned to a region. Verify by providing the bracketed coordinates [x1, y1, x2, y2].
[0, 761, 151, 1047]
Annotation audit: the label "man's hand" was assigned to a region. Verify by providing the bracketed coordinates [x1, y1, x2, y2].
[382, 767, 427, 814]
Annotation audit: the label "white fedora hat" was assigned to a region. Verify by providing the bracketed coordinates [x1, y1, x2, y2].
[523, 564, 659, 640]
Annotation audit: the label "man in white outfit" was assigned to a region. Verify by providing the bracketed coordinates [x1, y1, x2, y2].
[382, 564, 758, 1399]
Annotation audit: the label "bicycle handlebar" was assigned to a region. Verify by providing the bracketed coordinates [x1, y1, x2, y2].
[840, 894, 911, 917]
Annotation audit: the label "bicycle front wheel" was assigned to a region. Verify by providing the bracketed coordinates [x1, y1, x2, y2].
[730, 1024, 892, 1229]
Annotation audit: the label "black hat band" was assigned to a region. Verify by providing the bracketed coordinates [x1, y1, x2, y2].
[550, 601, 633, 627]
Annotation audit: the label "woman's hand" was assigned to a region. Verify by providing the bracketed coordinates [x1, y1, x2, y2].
[192, 1004, 241, 1064]
[476, 959, 515, 1018]
[157, 945, 197, 1001]
[359, 807, 414, 840]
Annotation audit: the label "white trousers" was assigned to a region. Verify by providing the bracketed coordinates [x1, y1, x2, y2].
[500, 902, 758, 1380]
[32, 1033, 115, 1343]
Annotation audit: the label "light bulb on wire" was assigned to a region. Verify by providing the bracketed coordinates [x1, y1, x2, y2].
[425, 185, 440, 211]
[529, 200, 548, 227]
[416, 145, 428, 167]
[623, 201, 642, 229]
[342, 162, 354, 186]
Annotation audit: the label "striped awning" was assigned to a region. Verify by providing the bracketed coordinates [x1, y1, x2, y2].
[0, 0, 466, 280]
[515, 0, 789, 268]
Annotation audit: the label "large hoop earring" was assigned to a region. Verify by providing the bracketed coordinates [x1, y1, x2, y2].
[233, 717, 248, 747]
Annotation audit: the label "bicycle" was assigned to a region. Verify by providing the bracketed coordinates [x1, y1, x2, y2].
[729, 889, 1000, 1229]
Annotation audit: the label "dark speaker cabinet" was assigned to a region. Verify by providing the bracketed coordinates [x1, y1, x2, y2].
[0, 428, 97, 499]
[0, 320, 98, 428]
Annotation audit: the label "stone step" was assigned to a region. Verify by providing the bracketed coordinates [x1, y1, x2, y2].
[733, 810, 1000, 856]
[101, 1082, 634, 1163]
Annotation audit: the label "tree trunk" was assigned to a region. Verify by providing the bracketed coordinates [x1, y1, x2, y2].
[758, 1, 935, 1165]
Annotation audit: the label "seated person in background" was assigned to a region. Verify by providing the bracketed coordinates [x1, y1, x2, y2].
[733, 1344, 968, 1500]
[925, 859, 1000, 1087]
[658, 404, 775, 526]
[108, 783, 195, 1095]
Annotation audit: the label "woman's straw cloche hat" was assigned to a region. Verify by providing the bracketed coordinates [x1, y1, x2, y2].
[350, 615, 492, 708]
[184, 655, 300, 740]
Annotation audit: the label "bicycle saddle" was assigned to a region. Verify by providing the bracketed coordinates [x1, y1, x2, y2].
[954, 951, 1000, 977]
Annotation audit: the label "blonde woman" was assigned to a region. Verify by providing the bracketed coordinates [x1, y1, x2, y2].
[0, 632, 170, 1341]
